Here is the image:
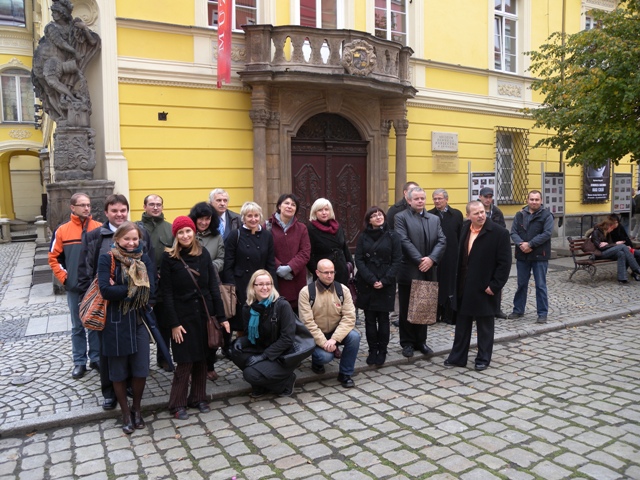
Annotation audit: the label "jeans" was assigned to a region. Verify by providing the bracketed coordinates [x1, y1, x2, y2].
[311, 329, 361, 376]
[599, 244, 640, 280]
[513, 260, 548, 317]
[67, 291, 100, 365]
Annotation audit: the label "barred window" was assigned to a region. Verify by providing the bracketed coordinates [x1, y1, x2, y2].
[495, 127, 529, 204]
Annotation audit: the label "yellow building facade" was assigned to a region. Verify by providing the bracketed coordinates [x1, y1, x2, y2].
[0, 0, 630, 239]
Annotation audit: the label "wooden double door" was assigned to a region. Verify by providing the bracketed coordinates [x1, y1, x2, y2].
[291, 114, 368, 250]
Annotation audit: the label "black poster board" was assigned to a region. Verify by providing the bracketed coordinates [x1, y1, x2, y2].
[582, 161, 610, 203]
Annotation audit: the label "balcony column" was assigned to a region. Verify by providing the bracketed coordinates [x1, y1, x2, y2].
[393, 118, 409, 199]
[250, 108, 270, 212]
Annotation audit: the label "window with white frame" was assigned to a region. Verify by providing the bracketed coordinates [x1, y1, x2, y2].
[207, 0, 257, 30]
[0, 0, 25, 27]
[374, 0, 407, 45]
[494, 0, 517, 73]
[495, 127, 529, 204]
[300, 0, 338, 28]
[1, 69, 34, 123]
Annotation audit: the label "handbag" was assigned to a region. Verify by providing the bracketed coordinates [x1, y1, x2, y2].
[407, 279, 438, 325]
[346, 261, 358, 306]
[271, 298, 315, 368]
[80, 253, 115, 331]
[179, 257, 224, 349]
[212, 268, 236, 318]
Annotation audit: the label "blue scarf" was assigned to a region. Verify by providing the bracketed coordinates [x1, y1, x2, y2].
[248, 296, 274, 344]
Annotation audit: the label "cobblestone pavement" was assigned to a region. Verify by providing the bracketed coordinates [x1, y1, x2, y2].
[1, 316, 639, 479]
[2, 243, 640, 441]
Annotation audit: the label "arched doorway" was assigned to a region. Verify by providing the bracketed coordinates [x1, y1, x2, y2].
[291, 113, 367, 249]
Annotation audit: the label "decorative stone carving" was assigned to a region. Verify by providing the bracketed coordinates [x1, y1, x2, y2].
[342, 39, 377, 76]
[8, 129, 32, 139]
[212, 44, 245, 62]
[497, 82, 523, 98]
[393, 119, 409, 135]
[249, 108, 270, 127]
[71, 0, 99, 27]
[31, 0, 101, 127]
[380, 119, 392, 136]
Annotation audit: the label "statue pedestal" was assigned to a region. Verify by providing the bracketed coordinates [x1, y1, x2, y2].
[53, 127, 96, 181]
[46, 180, 115, 230]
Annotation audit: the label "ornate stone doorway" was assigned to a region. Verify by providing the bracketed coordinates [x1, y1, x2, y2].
[291, 113, 367, 249]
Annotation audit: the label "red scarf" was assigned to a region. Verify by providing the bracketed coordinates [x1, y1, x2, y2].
[312, 219, 339, 235]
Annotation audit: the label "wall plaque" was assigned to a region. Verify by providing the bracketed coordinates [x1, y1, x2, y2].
[433, 154, 459, 173]
[431, 132, 458, 152]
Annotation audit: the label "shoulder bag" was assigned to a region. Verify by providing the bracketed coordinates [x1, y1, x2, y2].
[270, 298, 315, 368]
[80, 253, 115, 331]
[179, 257, 224, 349]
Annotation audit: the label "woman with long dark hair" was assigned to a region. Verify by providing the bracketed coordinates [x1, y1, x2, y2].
[160, 216, 229, 420]
[266, 193, 310, 313]
[354, 207, 402, 366]
[97, 221, 154, 434]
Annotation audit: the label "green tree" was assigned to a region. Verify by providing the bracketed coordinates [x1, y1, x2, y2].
[526, 0, 640, 168]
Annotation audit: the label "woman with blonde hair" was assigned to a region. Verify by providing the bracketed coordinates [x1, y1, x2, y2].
[307, 198, 353, 285]
[223, 201, 277, 335]
[231, 270, 298, 397]
[160, 216, 229, 420]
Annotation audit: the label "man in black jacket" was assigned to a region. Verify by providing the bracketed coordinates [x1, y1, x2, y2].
[509, 190, 553, 324]
[395, 187, 446, 357]
[387, 181, 418, 230]
[78, 194, 155, 410]
[445, 201, 511, 371]
[209, 188, 241, 240]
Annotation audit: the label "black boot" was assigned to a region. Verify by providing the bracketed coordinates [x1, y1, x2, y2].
[366, 350, 377, 365]
[375, 349, 387, 366]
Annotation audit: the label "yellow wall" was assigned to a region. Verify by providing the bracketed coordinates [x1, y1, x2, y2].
[119, 83, 254, 222]
[116, 0, 195, 26]
[117, 28, 194, 62]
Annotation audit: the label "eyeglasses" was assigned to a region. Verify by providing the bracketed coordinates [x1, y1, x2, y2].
[317, 270, 335, 275]
[147, 203, 163, 208]
[254, 283, 272, 288]
[73, 203, 91, 208]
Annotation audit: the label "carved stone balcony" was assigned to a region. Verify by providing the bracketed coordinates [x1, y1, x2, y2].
[239, 25, 416, 98]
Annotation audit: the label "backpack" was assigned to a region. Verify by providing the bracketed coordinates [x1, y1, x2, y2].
[307, 281, 344, 308]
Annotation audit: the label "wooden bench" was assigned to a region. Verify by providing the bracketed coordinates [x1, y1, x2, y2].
[567, 236, 617, 281]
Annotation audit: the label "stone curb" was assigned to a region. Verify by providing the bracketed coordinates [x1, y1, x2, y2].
[4, 303, 640, 438]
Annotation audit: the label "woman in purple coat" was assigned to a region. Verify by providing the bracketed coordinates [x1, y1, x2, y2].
[266, 194, 311, 313]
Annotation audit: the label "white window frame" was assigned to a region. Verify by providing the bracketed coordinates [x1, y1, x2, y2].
[296, 0, 344, 29]
[374, 0, 408, 45]
[1, 69, 34, 123]
[494, 0, 518, 73]
[0, 0, 25, 27]
[207, 0, 258, 32]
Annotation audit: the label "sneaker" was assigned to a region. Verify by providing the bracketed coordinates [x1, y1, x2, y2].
[402, 345, 414, 358]
[311, 363, 325, 374]
[172, 407, 189, 420]
[250, 387, 268, 399]
[536, 316, 548, 324]
[337, 373, 355, 388]
[188, 402, 211, 413]
[507, 312, 524, 319]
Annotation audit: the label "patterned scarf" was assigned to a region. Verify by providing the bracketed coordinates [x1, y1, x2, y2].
[110, 244, 150, 314]
[248, 296, 274, 344]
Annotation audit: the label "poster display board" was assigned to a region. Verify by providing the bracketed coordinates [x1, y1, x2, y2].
[542, 172, 565, 215]
[613, 173, 633, 214]
[469, 172, 496, 202]
[582, 161, 610, 203]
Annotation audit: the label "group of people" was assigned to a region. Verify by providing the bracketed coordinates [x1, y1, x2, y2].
[49, 183, 557, 434]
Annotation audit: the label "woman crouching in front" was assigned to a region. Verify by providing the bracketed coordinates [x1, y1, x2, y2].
[231, 270, 297, 398]
[97, 221, 154, 434]
[160, 216, 229, 420]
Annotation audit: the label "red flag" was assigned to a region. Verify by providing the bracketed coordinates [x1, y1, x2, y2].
[217, 0, 232, 88]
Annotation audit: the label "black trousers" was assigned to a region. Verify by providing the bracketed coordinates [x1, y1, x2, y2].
[98, 331, 114, 401]
[398, 283, 428, 348]
[364, 310, 390, 352]
[447, 314, 494, 366]
[233, 351, 296, 394]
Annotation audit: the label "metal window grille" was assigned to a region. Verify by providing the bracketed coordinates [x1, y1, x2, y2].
[495, 127, 529, 205]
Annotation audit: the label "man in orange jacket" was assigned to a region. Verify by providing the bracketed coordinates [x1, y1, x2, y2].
[48, 193, 102, 379]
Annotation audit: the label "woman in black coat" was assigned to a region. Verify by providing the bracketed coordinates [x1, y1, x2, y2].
[355, 207, 402, 366]
[231, 270, 298, 397]
[161, 216, 228, 420]
[223, 201, 277, 333]
[307, 198, 353, 285]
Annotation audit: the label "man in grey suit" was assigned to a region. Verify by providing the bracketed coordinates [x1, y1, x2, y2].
[395, 187, 447, 357]
[209, 188, 241, 240]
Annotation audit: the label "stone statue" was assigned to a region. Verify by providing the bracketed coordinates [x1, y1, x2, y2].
[31, 0, 100, 127]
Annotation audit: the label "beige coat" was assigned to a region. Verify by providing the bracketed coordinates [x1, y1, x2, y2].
[298, 280, 356, 346]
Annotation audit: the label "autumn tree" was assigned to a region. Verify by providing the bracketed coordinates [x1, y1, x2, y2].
[527, 0, 640, 168]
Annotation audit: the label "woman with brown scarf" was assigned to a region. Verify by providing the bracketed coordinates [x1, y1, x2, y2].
[97, 221, 155, 434]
